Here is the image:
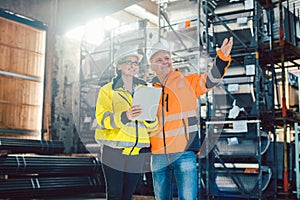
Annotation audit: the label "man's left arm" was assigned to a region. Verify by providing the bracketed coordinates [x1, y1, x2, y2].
[206, 37, 233, 88]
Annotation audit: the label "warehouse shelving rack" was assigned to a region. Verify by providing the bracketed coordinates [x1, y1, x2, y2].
[295, 122, 300, 199]
[204, 120, 274, 199]
[201, 0, 276, 134]
[77, 38, 113, 154]
[262, 1, 300, 194]
[202, 0, 278, 199]
[157, 0, 207, 74]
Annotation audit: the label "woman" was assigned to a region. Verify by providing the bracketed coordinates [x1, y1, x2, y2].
[95, 45, 158, 200]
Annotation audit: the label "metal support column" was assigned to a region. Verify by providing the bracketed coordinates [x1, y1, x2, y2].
[295, 122, 300, 199]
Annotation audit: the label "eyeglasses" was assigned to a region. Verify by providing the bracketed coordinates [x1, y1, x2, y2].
[119, 60, 140, 66]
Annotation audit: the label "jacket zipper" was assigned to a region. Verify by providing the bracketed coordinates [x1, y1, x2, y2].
[129, 120, 139, 155]
[118, 93, 131, 106]
[162, 86, 167, 154]
[165, 94, 169, 112]
[117, 91, 139, 155]
[156, 73, 170, 155]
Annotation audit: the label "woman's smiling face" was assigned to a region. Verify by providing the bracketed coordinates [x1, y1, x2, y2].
[118, 55, 140, 77]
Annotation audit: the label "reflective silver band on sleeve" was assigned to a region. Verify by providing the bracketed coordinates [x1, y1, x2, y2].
[101, 112, 111, 127]
[207, 69, 222, 83]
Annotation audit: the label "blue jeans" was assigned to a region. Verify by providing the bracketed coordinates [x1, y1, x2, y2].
[151, 151, 198, 200]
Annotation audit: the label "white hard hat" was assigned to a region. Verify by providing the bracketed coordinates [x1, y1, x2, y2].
[114, 45, 143, 66]
[148, 41, 171, 61]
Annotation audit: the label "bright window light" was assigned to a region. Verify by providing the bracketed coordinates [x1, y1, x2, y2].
[65, 16, 120, 45]
[124, 5, 158, 25]
[104, 16, 120, 31]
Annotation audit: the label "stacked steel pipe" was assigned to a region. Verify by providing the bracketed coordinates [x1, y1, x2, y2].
[0, 137, 65, 154]
[0, 176, 102, 198]
[0, 137, 104, 198]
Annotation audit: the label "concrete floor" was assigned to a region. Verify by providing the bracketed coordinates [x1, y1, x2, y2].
[43, 193, 295, 200]
[41, 181, 297, 200]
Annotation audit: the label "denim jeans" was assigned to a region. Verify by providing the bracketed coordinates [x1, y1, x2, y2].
[151, 151, 198, 200]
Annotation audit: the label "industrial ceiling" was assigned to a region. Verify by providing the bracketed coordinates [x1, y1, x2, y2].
[0, 0, 299, 35]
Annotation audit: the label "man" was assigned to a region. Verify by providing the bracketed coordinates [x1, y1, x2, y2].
[148, 37, 233, 200]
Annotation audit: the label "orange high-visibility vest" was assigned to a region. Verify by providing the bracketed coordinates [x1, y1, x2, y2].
[150, 50, 231, 154]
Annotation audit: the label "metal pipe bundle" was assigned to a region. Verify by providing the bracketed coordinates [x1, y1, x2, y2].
[0, 155, 101, 176]
[0, 137, 65, 154]
[0, 176, 102, 198]
[0, 138, 106, 198]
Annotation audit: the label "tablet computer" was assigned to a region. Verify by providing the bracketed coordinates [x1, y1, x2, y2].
[132, 86, 162, 121]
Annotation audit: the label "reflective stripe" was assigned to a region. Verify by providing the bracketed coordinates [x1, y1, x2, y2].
[189, 124, 199, 133]
[164, 110, 197, 122]
[96, 139, 149, 148]
[147, 123, 159, 131]
[207, 68, 222, 83]
[109, 114, 117, 128]
[126, 121, 146, 128]
[153, 124, 198, 138]
[199, 73, 209, 91]
[178, 73, 184, 88]
[101, 112, 111, 127]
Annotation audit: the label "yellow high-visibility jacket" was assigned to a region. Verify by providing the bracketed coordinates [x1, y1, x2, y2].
[95, 77, 158, 155]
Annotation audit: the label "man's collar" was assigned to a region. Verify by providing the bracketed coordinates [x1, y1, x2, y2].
[151, 69, 179, 85]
